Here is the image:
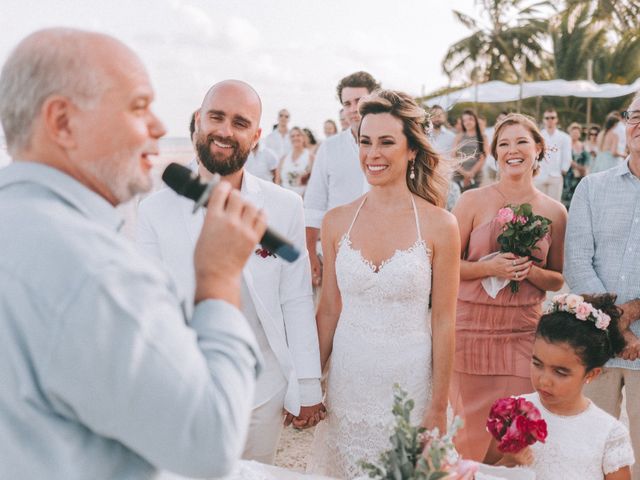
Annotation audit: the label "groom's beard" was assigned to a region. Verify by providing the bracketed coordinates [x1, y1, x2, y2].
[196, 132, 250, 176]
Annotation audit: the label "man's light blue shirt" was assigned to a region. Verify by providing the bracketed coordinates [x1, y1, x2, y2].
[0, 162, 261, 479]
[564, 159, 640, 369]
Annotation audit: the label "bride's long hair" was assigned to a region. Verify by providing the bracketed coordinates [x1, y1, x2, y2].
[358, 90, 449, 207]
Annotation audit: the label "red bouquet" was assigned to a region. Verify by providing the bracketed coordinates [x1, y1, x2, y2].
[486, 396, 547, 453]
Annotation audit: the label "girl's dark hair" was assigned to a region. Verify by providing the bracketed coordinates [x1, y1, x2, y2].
[536, 293, 626, 371]
[461, 109, 484, 155]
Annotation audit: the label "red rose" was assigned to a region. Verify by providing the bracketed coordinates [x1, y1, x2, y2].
[515, 397, 541, 421]
[490, 397, 517, 419]
[528, 419, 548, 443]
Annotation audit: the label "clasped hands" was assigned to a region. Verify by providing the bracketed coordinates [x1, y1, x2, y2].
[284, 402, 326, 429]
[490, 252, 533, 282]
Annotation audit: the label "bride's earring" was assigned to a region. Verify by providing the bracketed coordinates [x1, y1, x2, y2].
[409, 160, 416, 180]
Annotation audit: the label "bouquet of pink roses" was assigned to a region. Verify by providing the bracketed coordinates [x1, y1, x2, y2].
[486, 396, 547, 454]
[495, 203, 551, 293]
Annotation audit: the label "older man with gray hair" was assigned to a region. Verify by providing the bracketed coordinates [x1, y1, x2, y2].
[565, 92, 640, 480]
[0, 28, 266, 479]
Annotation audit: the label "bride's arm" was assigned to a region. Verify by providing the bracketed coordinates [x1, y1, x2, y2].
[316, 211, 343, 373]
[423, 209, 460, 433]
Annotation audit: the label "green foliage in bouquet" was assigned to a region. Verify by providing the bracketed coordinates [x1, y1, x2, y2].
[359, 385, 462, 480]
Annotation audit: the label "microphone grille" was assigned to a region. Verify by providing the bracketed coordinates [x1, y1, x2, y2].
[162, 163, 198, 196]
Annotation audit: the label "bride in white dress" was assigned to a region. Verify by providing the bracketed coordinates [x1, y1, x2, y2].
[307, 90, 460, 478]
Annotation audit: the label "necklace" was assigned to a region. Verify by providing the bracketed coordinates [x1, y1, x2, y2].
[494, 184, 537, 206]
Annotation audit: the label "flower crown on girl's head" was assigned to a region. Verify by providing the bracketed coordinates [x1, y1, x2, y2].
[545, 294, 611, 331]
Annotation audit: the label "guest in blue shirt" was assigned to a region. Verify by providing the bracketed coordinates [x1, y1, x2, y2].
[0, 28, 266, 479]
[564, 93, 640, 480]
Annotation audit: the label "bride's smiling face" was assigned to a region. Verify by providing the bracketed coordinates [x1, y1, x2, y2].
[359, 112, 414, 187]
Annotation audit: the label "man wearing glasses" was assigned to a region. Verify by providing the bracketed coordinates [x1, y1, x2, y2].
[536, 107, 572, 202]
[264, 108, 292, 161]
[564, 94, 640, 480]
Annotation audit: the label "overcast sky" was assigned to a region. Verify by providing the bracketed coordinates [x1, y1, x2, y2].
[1, 0, 478, 138]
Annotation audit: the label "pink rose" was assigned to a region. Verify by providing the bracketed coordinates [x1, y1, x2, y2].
[517, 215, 528, 224]
[595, 313, 611, 330]
[496, 207, 515, 225]
[575, 302, 593, 320]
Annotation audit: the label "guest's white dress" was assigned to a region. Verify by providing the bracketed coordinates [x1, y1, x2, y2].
[308, 195, 433, 479]
[522, 392, 634, 480]
[279, 149, 310, 196]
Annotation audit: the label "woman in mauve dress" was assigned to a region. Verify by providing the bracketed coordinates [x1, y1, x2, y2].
[449, 113, 567, 461]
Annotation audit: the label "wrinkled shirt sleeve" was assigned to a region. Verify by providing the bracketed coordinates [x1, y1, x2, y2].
[42, 262, 261, 479]
[564, 178, 607, 294]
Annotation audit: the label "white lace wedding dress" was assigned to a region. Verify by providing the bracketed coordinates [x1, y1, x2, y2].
[307, 195, 433, 479]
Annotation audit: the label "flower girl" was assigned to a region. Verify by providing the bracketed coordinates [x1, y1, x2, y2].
[484, 293, 635, 479]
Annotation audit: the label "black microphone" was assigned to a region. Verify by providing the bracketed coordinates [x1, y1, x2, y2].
[162, 162, 300, 262]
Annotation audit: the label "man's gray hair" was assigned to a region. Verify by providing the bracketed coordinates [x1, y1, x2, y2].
[0, 28, 104, 154]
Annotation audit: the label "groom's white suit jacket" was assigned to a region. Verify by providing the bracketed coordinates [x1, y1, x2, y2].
[136, 171, 321, 415]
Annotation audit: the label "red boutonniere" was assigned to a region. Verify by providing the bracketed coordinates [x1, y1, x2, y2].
[255, 247, 277, 258]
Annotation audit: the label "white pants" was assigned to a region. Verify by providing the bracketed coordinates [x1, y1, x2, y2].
[242, 384, 287, 464]
[534, 175, 563, 202]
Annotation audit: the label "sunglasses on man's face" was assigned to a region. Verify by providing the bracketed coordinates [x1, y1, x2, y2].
[544, 116, 557, 120]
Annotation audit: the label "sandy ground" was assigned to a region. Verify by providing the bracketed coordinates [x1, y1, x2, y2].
[275, 426, 315, 472]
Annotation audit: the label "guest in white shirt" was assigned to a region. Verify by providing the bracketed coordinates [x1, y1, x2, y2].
[536, 107, 572, 202]
[264, 108, 292, 160]
[245, 141, 279, 182]
[304, 71, 380, 286]
[429, 104, 456, 156]
[429, 104, 459, 210]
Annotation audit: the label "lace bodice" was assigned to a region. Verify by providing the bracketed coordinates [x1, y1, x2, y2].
[308, 195, 433, 479]
[523, 392, 634, 479]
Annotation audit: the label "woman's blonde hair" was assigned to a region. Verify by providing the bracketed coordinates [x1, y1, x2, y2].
[490, 113, 546, 176]
[358, 90, 449, 207]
